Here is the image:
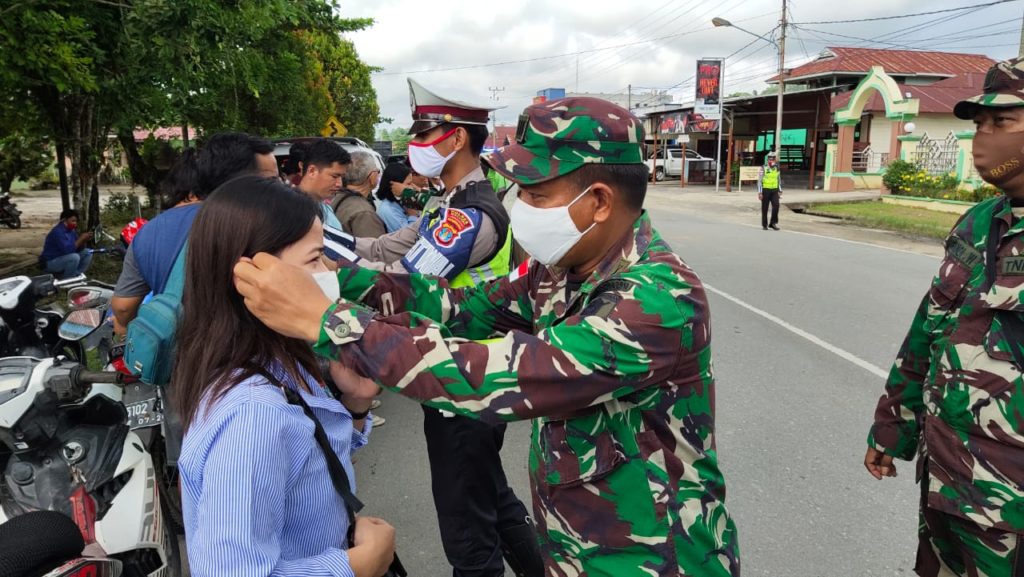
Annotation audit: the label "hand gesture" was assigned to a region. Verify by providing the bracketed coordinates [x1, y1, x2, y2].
[234, 253, 332, 342]
[864, 447, 897, 480]
[329, 360, 381, 401]
[352, 516, 396, 577]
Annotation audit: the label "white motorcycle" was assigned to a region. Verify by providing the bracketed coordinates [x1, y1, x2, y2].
[0, 285, 181, 577]
[0, 509, 123, 576]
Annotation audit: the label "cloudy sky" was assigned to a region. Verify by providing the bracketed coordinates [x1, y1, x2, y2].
[345, 0, 1023, 132]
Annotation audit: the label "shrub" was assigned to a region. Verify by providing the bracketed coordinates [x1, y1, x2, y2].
[101, 191, 156, 226]
[882, 160, 918, 194]
[949, 184, 1000, 203]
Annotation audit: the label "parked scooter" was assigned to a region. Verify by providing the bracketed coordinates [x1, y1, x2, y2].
[0, 510, 122, 576]
[0, 298, 181, 576]
[0, 193, 23, 230]
[0, 274, 93, 360]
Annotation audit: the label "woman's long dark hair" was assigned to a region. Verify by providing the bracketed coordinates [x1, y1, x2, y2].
[173, 175, 323, 431]
[375, 161, 411, 203]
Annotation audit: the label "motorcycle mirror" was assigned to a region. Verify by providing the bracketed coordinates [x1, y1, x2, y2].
[58, 308, 105, 342]
[67, 287, 110, 310]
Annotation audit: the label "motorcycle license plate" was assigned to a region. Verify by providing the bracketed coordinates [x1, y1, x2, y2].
[125, 396, 163, 429]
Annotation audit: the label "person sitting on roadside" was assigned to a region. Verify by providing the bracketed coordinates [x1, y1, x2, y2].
[374, 162, 421, 234]
[39, 209, 93, 279]
[174, 175, 395, 577]
[111, 133, 278, 332]
[332, 150, 387, 238]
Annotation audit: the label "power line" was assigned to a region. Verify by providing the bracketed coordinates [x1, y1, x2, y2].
[540, 0, 708, 84]
[787, 4, 812, 61]
[791, 0, 1018, 25]
[374, 23, 721, 76]
[556, 0, 729, 92]
[584, 0, 744, 85]
[794, 23, 1014, 52]
[869, 6, 986, 44]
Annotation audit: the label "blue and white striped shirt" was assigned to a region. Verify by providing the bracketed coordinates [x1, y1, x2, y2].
[180, 367, 371, 577]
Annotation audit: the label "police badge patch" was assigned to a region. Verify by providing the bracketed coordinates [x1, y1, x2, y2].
[433, 208, 475, 247]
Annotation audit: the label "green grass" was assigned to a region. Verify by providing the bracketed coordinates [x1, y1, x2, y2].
[806, 201, 960, 240]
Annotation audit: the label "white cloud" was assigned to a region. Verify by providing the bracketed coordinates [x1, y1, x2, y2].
[342, 0, 1022, 133]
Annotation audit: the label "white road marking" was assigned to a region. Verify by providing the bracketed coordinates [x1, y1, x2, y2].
[732, 221, 941, 258]
[704, 283, 890, 380]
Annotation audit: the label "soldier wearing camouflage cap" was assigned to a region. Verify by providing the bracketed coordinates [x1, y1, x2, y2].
[320, 78, 542, 577]
[866, 55, 1024, 577]
[235, 96, 741, 576]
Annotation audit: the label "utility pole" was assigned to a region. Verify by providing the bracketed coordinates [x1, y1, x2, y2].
[576, 55, 580, 93]
[488, 86, 505, 148]
[1018, 8, 1024, 57]
[775, 0, 787, 158]
[628, 84, 632, 110]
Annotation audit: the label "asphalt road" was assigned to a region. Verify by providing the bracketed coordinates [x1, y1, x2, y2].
[353, 195, 943, 577]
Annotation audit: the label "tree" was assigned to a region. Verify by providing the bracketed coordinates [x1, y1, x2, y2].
[381, 127, 412, 154]
[0, 3, 111, 216]
[0, 0, 381, 222]
[304, 30, 381, 143]
[0, 135, 51, 193]
[0, 95, 52, 193]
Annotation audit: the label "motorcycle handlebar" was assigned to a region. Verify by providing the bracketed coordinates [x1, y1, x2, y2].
[74, 369, 122, 385]
[53, 274, 88, 289]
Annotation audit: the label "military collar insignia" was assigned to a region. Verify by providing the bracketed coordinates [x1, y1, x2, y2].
[515, 114, 530, 144]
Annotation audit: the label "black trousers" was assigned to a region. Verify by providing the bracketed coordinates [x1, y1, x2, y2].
[422, 405, 532, 577]
[761, 188, 780, 228]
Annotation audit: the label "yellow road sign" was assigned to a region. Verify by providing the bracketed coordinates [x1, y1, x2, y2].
[321, 115, 347, 138]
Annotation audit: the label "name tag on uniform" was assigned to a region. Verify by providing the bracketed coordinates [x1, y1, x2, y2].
[946, 235, 983, 269]
[1002, 256, 1024, 275]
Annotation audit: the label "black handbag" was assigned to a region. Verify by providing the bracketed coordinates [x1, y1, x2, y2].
[256, 368, 407, 577]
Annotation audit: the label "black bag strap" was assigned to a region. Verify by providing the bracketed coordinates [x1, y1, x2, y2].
[252, 368, 363, 540]
[250, 367, 408, 577]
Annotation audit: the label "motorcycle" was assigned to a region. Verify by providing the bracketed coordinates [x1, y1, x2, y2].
[0, 274, 96, 360]
[0, 509, 122, 576]
[0, 193, 22, 230]
[0, 296, 181, 577]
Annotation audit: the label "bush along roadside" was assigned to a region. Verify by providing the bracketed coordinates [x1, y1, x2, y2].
[882, 159, 999, 202]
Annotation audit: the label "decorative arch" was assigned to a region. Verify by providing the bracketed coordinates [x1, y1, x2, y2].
[827, 66, 920, 191]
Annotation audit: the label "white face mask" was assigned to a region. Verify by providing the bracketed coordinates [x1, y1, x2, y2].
[511, 185, 596, 266]
[312, 270, 340, 302]
[408, 128, 457, 178]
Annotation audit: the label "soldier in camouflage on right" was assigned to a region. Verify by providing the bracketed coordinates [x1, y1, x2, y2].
[865, 56, 1024, 577]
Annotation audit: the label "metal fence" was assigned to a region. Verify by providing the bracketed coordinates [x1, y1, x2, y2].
[910, 132, 960, 175]
[852, 147, 890, 173]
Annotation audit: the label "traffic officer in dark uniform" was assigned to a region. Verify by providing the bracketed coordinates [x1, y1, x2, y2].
[322, 78, 541, 577]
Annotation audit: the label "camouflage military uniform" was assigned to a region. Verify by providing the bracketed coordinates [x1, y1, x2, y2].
[868, 190, 1024, 576]
[316, 98, 740, 577]
[869, 56, 1024, 577]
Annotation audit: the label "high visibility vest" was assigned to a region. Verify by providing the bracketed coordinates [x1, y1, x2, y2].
[762, 167, 780, 189]
[450, 230, 513, 289]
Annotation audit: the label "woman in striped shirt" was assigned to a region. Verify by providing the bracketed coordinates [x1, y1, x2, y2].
[172, 176, 395, 577]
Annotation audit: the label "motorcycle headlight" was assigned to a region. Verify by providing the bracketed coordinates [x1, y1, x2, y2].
[0, 358, 36, 405]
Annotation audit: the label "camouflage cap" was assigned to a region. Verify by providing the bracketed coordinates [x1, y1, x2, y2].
[954, 56, 1024, 119]
[483, 97, 645, 185]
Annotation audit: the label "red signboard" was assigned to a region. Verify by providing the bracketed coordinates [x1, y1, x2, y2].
[695, 59, 723, 119]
